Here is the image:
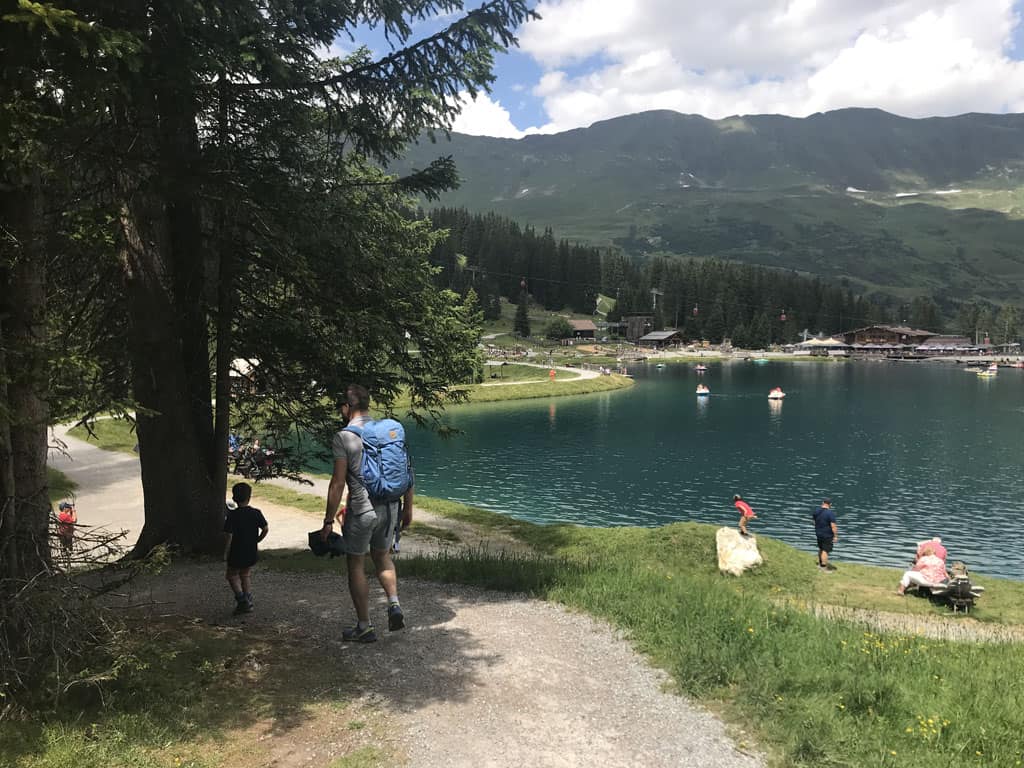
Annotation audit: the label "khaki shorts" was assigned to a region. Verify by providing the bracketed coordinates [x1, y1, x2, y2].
[341, 501, 398, 555]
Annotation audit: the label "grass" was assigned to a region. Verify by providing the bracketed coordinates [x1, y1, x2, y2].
[481, 297, 601, 339]
[0, 621, 392, 768]
[47, 468, 78, 504]
[68, 418, 138, 455]
[242, 481, 462, 545]
[266, 500, 1024, 768]
[480, 362, 581, 382]
[458, 373, 633, 403]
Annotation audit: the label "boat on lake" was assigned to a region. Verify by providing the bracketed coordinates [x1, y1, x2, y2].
[768, 386, 786, 399]
[695, 364, 708, 373]
[753, 358, 769, 365]
[976, 363, 999, 378]
[696, 384, 710, 396]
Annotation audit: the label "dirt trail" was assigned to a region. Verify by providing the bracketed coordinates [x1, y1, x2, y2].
[119, 563, 762, 768]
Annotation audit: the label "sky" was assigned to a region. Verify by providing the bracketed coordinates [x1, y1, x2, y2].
[347, 0, 1024, 138]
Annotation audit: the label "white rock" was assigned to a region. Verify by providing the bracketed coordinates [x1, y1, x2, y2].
[716, 527, 763, 576]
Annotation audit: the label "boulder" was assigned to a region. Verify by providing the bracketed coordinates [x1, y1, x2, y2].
[716, 527, 763, 576]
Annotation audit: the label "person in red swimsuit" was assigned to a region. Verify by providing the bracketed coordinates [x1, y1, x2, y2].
[733, 494, 757, 537]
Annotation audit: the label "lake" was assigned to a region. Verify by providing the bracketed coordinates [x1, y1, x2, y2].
[404, 361, 1024, 579]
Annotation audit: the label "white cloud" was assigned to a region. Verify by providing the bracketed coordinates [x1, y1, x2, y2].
[451, 92, 551, 138]
[503, 0, 1024, 134]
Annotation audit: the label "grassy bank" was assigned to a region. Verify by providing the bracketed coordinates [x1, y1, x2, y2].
[0, 620, 393, 768]
[68, 418, 137, 454]
[47, 468, 78, 504]
[266, 501, 1024, 768]
[481, 362, 581, 382]
[458, 372, 632, 403]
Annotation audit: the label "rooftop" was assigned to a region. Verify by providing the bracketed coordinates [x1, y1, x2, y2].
[639, 330, 682, 341]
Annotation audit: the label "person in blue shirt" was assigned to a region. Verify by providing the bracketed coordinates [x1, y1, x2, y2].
[812, 498, 838, 571]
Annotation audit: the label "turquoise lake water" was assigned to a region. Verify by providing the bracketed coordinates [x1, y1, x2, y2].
[403, 361, 1024, 579]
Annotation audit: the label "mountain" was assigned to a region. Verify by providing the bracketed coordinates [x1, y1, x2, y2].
[397, 109, 1024, 303]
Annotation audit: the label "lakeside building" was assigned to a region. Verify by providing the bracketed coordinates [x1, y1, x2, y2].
[843, 325, 936, 357]
[568, 319, 597, 340]
[914, 335, 976, 356]
[229, 358, 260, 396]
[639, 330, 683, 348]
[790, 336, 851, 356]
[623, 314, 654, 343]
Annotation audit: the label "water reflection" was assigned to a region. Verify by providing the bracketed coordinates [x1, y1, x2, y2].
[768, 398, 783, 428]
[548, 401, 556, 429]
[696, 395, 709, 419]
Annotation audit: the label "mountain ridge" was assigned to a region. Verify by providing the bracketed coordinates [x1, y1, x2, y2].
[398, 108, 1024, 303]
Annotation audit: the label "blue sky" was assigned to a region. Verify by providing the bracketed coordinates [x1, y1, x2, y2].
[346, 1, 1024, 137]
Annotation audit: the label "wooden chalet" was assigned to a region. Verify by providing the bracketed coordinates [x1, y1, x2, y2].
[623, 314, 654, 343]
[639, 330, 683, 348]
[568, 319, 597, 340]
[843, 325, 937, 356]
[914, 335, 976, 356]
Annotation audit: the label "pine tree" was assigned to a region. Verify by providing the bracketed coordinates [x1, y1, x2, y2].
[514, 292, 531, 337]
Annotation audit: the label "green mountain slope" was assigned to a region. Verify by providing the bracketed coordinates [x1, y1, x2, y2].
[397, 109, 1024, 302]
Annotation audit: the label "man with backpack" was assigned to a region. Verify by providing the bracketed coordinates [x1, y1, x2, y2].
[321, 384, 413, 643]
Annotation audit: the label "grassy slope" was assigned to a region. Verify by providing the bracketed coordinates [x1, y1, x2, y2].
[47, 467, 78, 504]
[480, 362, 581, 382]
[266, 499, 1024, 768]
[481, 297, 602, 340]
[460, 373, 632, 403]
[1, 620, 391, 768]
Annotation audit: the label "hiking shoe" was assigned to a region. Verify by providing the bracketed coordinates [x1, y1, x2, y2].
[388, 603, 405, 632]
[825, 563, 837, 571]
[232, 600, 252, 616]
[342, 625, 378, 643]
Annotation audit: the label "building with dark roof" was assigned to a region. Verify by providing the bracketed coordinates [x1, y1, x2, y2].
[638, 330, 683, 348]
[568, 319, 597, 339]
[843, 325, 938, 356]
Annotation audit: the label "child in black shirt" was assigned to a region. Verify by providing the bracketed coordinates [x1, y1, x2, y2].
[224, 482, 269, 615]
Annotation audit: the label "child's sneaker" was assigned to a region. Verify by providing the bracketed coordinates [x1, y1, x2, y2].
[342, 625, 378, 643]
[233, 599, 251, 615]
[388, 603, 405, 631]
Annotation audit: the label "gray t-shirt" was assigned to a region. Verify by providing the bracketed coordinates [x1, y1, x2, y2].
[331, 417, 373, 516]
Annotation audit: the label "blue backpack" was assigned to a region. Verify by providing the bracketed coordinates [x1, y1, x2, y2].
[343, 418, 413, 502]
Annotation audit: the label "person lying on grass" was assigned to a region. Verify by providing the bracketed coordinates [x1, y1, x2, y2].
[896, 543, 950, 595]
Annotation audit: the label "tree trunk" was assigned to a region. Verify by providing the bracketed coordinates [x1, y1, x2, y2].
[119, 179, 222, 557]
[210, 76, 234, 510]
[117, 8, 226, 557]
[0, 177, 51, 581]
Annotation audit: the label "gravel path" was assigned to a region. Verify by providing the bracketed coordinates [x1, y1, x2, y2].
[120, 563, 762, 768]
[50, 424, 762, 767]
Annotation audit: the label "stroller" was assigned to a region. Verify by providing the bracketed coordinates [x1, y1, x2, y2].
[926, 562, 985, 613]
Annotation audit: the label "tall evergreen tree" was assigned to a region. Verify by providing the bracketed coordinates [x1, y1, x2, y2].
[3, 0, 535, 558]
[514, 291, 531, 337]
